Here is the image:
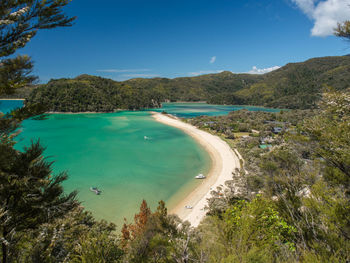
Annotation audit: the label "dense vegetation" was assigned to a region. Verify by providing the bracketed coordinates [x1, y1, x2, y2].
[25, 55, 350, 111]
[2, 0, 350, 261]
[124, 55, 350, 109]
[1, 89, 349, 262]
[0, 85, 38, 99]
[28, 75, 162, 112]
[232, 56, 350, 108]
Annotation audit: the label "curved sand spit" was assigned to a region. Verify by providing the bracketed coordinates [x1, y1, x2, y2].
[152, 112, 241, 227]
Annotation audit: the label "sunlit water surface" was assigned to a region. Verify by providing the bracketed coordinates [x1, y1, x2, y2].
[1, 100, 279, 226]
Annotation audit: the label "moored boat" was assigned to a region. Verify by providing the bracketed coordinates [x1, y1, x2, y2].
[90, 187, 102, 195]
[195, 173, 206, 179]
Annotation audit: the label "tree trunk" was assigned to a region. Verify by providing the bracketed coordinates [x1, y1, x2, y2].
[2, 229, 7, 263]
[2, 241, 7, 263]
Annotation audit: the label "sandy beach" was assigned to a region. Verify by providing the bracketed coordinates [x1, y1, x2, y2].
[152, 112, 241, 227]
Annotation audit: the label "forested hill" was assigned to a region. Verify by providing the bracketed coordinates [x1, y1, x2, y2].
[27, 55, 350, 111]
[122, 55, 350, 109]
[232, 55, 350, 108]
[28, 75, 163, 112]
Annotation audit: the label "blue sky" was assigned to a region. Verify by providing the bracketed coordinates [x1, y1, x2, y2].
[19, 0, 350, 82]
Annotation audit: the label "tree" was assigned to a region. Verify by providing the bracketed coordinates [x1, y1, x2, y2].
[0, 3, 78, 262]
[121, 199, 151, 246]
[0, 0, 76, 94]
[199, 196, 296, 262]
[0, 0, 76, 135]
[0, 55, 36, 95]
[335, 21, 350, 41]
[304, 91, 350, 192]
[121, 200, 202, 263]
[0, 141, 78, 263]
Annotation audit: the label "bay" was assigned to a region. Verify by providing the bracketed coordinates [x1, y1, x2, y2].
[1, 100, 279, 226]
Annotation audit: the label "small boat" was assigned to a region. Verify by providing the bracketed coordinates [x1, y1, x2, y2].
[144, 136, 150, 140]
[195, 174, 206, 179]
[90, 187, 102, 195]
[185, 205, 193, 209]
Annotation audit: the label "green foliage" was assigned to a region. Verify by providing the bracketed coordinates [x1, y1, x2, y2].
[23, 55, 350, 111]
[0, 0, 76, 95]
[0, 55, 36, 94]
[199, 196, 297, 262]
[0, 5, 349, 259]
[199, 90, 350, 262]
[129, 56, 350, 109]
[304, 91, 350, 190]
[0, 102, 46, 135]
[0, 0, 76, 58]
[18, 207, 123, 263]
[234, 56, 350, 109]
[0, 141, 78, 262]
[189, 109, 314, 135]
[71, 230, 123, 263]
[122, 200, 201, 263]
[335, 21, 350, 41]
[28, 75, 162, 112]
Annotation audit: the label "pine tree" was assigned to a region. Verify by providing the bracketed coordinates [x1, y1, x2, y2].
[0, 141, 78, 263]
[128, 199, 151, 240]
[0, 3, 76, 262]
[335, 21, 350, 41]
[0, 0, 76, 94]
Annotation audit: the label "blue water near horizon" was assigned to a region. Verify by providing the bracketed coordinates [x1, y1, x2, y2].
[149, 102, 281, 118]
[1, 100, 281, 117]
[0, 100, 25, 114]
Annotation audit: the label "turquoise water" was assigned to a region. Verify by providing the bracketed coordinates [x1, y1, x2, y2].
[1, 100, 279, 226]
[150, 102, 281, 118]
[15, 111, 211, 226]
[0, 100, 25, 114]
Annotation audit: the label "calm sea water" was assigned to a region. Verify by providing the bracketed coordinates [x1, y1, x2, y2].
[1, 100, 279, 226]
[12, 110, 211, 226]
[0, 100, 24, 114]
[150, 102, 281, 118]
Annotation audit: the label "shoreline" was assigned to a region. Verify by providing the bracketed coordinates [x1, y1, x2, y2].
[46, 111, 103, 114]
[152, 112, 240, 227]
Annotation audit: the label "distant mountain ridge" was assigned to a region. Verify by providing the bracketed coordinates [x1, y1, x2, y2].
[27, 55, 350, 111]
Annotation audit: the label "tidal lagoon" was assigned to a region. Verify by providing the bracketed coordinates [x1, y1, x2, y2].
[150, 102, 281, 118]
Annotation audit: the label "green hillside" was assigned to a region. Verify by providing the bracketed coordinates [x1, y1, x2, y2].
[26, 55, 350, 111]
[234, 56, 350, 108]
[28, 75, 162, 112]
[124, 71, 262, 103]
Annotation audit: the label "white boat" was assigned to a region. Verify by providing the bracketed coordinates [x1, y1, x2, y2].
[195, 174, 206, 179]
[144, 136, 150, 140]
[90, 187, 102, 195]
[185, 205, 193, 209]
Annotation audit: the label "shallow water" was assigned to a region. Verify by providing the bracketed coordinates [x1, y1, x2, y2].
[15, 111, 210, 226]
[150, 102, 281, 118]
[1, 100, 278, 226]
[0, 100, 24, 114]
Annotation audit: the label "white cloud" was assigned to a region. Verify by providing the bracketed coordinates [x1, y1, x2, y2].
[96, 69, 151, 73]
[189, 70, 224, 76]
[210, 56, 216, 64]
[292, 0, 350, 36]
[247, 65, 280, 74]
[292, 0, 316, 17]
[120, 74, 159, 78]
[189, 66, 279, 76]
